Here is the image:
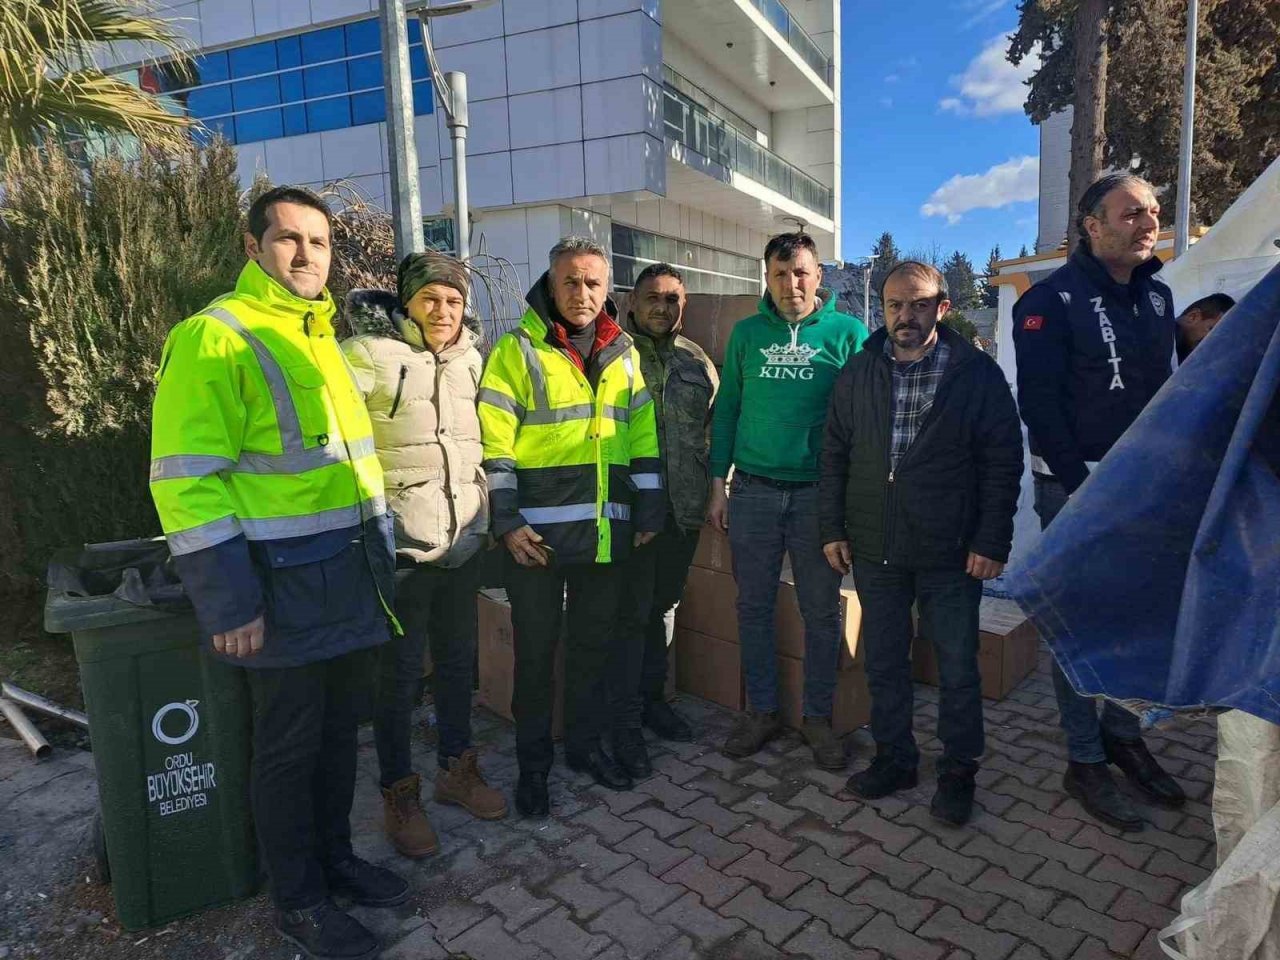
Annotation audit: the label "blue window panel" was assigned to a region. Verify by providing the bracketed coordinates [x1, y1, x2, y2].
[277, 35, 302, 69]
[407, 18, 422, 43]
[410, 45, 427, 81]
[350, 90, 385, 125]
[186, 84, 233, 120]
[229, 40, 277, 79]
[304, 63, 347, 98]
[302, 26, 345, 64]
[235, 108, 284, 143]
[412, 80, 436, 116]
[232, 76, 280, 111]
[347, 53, 382, 91]
[307, 96, 351, 132]
[346, 19, 380, 55]
[279, 70, 305, 104]
[193, 51, 229, 84]
[283, 104, 308, 137]
[203, 114, 236, 144]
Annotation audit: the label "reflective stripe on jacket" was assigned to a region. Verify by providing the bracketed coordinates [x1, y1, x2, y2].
[478, 279, 663, 564]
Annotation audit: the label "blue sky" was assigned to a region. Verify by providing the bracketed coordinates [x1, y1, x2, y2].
[838, 0, 1042, 269]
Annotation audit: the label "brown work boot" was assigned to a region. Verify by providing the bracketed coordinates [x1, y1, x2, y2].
[434, 749, 508, 820]
[801, 715, 846, 771]
[723, 710, 782, 759]
[381, 774, 439, 859]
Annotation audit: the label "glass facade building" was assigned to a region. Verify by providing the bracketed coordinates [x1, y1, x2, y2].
[612, 223, 761, 296]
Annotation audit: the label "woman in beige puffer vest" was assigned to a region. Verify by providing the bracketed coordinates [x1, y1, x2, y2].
[342, 254, 507, 859]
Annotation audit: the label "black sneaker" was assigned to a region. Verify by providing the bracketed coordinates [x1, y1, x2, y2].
[723, 710, 782, 759]
[643, 700, 694, 742]
[515, 770, 550, 818]
[930, 771, 976, 825]
[274, 901, 380, 960]
[1064, 761, 1144, 832]
[325, 856, 410, 907]
[612, 728, 653, 780]
[1102, 733, 1187, 809]
[843, 756, 918, 800]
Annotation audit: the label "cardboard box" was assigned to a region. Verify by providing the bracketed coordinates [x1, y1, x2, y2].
[776, 566, 864, 666]
[776, 655, 871, 736]
[912, 596, 1041, 701]
[680, 294, 759, 365]
[674, 627, 744, 710]
[675, 565, 738, 642]
[691, 523, 732, 574]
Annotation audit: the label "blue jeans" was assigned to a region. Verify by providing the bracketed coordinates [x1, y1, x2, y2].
[1033, 474, 1142, 762]
[855, 560, 984, 774]
[728, 474, 841, 716]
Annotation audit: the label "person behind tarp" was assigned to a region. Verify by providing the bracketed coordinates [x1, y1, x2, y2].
[1012, 172, 1186, 832]
[477, 237, 664, 817]
[149, 186, 407, 960]
[819, 261, 1023, 825]
[1176, 292, 1235, 363]
[342, 253, 508, 864]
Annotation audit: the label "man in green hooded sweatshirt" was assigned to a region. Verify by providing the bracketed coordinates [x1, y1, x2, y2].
[707, 232, 868, 768]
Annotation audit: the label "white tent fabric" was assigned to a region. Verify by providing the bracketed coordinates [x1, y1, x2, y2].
[1161, 155, 1280, 308]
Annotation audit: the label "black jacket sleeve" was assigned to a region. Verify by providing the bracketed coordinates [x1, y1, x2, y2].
[967, 359, 1025, 563]
[819, 364, 856, 545]
[1011, 285, 1090, 493]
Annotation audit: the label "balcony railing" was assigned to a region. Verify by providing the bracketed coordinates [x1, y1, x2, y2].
[661, 67, 833, 219]
[746, 0, 834, 88]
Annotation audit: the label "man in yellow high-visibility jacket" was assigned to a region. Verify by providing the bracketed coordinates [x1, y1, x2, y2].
[479, 237, 663, 817]
[150, 186, 406, 960]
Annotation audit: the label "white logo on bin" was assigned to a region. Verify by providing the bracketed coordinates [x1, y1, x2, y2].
[152, 700, 200, 746]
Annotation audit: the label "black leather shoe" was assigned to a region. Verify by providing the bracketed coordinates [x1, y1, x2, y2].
[843, 756, 918, 800]
[325, 856, 409, 908]
[1064, 761, 1144, 831]
[643, 700, 693, 742]
[1102, 733, 1187, 809]
[567, 745, 634, 791]
[515, 771, 550, 818]
[930, 771, 976, 826]
[275, 901, 380, 960]
[612, 728, 653, 780]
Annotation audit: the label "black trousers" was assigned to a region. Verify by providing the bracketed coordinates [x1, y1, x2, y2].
[854, 560, 984, 775]
[505, 556, 620, 772]
[373, 553, 482, 785]
[246, 647, 376, 911]
[612, 518, 701, 728]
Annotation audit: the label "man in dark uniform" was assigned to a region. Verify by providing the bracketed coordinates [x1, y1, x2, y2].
[1012, 173, 1186, 832]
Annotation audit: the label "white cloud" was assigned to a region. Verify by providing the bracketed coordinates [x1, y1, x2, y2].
[939, 34, 1039, 117]
[884, 73, 900, 83]
[956, 0, 1009, 29]
[920, 156, 1039, 225]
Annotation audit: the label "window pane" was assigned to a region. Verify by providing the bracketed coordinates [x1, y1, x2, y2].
[193, 51, 229, 84]
[185, 84, 232, 119]
[235, 108, 283, 143]
[232, 76, 280, 111]
[407, 18, 422, 43]
[283, 104, 307, 136]
[346, 18, 380, 55]
[204, 114, 235, 143]
[347, 53, 382, 91]
[304, 63, 347, 98]
[229, 40, 277, 78]
[277, 36, 302, 69]
[279, 70, 304, 103]
[307, 96, 351, 132]
[411, 80, 435, 115]
[302, 26, 345, 64]
[410, 45, 428, 81]
[350, 90, 385, 125]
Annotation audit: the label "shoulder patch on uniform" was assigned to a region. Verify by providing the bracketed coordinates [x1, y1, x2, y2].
[1058, 291, 1071, 305]
[1149, 291, 1167, 317]
[1023, 315, 1045, 331]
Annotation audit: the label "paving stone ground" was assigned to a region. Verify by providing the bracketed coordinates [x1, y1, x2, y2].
[1, 645, 1217, 959]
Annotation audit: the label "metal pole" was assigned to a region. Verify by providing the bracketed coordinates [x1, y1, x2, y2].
[447, 71, 470, 261]
[1, 682, 89, 729]
[380, 0, 423, 259]
[1174, 0, 1198, 257]
[0, 698, 52, 759]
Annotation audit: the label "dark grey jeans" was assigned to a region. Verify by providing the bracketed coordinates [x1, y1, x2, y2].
[1033, 474, 1142, 762]
[727, 473, 841, 716]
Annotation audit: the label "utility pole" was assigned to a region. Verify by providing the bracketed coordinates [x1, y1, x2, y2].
[1174, 0, 1199, 257]
[862, 254, 879, 329]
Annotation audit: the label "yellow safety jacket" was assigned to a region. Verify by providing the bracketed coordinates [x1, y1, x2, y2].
[150, 260, 394, 664]
[478, 284, 663, 565]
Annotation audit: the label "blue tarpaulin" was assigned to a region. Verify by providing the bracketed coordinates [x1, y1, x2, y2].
[1008, 263, 1280, 725]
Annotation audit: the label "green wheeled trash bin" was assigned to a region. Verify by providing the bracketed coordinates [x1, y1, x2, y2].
[45, 538, 257, 930]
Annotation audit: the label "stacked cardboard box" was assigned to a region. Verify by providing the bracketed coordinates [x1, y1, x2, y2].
[911, 596, 1041, 700]
[679, 294, 759, 365]
[675, 524, 872, 735]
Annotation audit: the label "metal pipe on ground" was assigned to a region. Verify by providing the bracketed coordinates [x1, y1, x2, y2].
[0, 697, 52, 759]
[1, 681, 89, 729]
